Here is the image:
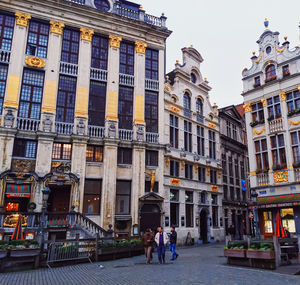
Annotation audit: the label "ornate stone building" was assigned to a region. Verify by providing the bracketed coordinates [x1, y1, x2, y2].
[0, 0, 171, 239]
[242, 20, 300, 238]
[163, 47, 224, 244]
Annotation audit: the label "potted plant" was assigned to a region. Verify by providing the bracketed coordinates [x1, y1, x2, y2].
[246, 242, 275, 259]
[0, 241, 9, 259]
[267, 115, 274, 122]
[283, 69, 290, 76]
[265, 75, 277, 83]
[9, 240, 40, 257]
[288, 110, 296, 117]
[253, 82, 261, 88]
[224, 241, 247, 258]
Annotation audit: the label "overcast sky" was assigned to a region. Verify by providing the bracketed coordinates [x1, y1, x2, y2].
[139, 0, 300, 107]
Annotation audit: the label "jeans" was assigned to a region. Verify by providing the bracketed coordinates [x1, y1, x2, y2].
[157, 245, 166, 263]
[170, 243, 177, 260]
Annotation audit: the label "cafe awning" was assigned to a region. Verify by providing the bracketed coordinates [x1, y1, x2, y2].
[249, 193, 300, 209]
[6, 184, 31, 198]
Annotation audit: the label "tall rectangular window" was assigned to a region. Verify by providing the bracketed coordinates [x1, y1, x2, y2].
[18, 69, 45, 119]
[226, 121, 232, 138]
[120, 41, 134, 75]
[209, 130, 216, 159]
[86, 145, 103, 162]
[13, 138, 37, 158]
[56, 76, 77, 123]
[286, 89, 300, 112]
[88, 81, 106, 126]
[145, 91, 158, 133]
[83, 180, 101, 215]
[270, 134, 286, 168]
[61, 29, 80, 64]
[240, 160, 245, 180]
[255, 139, 269, 170]
[212, 194, 218, 228]
[170, 189, 179, 227]
[198, 166, 205, 182]
[232, 125, 237, 140]
[145, 150, 158, 166]
[91, 35, 108, 70]
[0, 64, 8, 114]
[170, 114, 178, 148]
[185, 163, 193, 179]
[235, 159, 239, 185]
[0, 13, 15, 51]
[118, 86, 133, 129]
[210, 169, 217, 184]
[184, 120, 192, 152]
[251, 102, 264, 122]
[170, 160, 179, 177]
[197, 126, 204, 156]
[145, 48, 158, 80]
[52, 143, 72, 160]
[291, 131, 300, 164]
[26, 21, 49, 58]
[267, 95, 281, 119]
[222, 154, 227, 184]
[185, 191, 194, 227]
[116, 180, 131, 215]
[117, 147, 132, 165]
[229, 157, 233, 184]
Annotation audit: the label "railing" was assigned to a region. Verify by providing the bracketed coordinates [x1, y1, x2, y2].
[256, 173, 269, 186]
[55, 121, 74, 135]
[146, 132, 159, 143]
[0, 49, 10, 64]
[119, 73, 134, 87]
[90, 68, 107, 82]
[115, 5, 139, 20]
[295, 169, 300, 182]
[196, 112, 204, 124]
[145, 14, 162, 27]
[88, 125, 105, 138]
[16, 117, 40, 131]
[60, 62, 78, 76]
[65, 0, 85, 4]
[184, 108, 193, 119]
[145, 79, 159, 91]
[269, 118, 283, 133]
[119, 129, 133, 141]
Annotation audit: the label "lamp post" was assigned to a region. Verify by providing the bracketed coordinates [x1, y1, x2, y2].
[40, 186, 50, 252]
[251, 189, 261, 239]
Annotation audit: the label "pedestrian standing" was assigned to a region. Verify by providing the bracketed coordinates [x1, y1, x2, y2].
[169, 227, 179, 260]
[142, 228, 155, 264]
[155, 226, 169, 264]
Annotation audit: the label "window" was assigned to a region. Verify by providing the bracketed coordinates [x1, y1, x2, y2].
[86, 145, 103, 162]
[83, 180, 101, 215]
[185, 163, 193, 179]
[197, 126, 204, 156]
[170, 114, 178, 148]
[267, 95, 281, 119]
[222, 154, 227, 183]
[254, 76, 260, 87]
[183, 92, 191, 110]
[263, 211, 273, 233]
[286, 89, 300, 112]
[240, 160, 245, 180]
[291, 131, 300, 164]
[94, 0, 110, 12]
[184, 120, 192, 152]
[255, 139, 269, 170]
[145, 48, 158, 80]
[145, 91, 158, 133]
[170, 189, 179, 227]
[117, 147, 132, 165]
[0, 13, 14, 51]
[185, 191, 193, 227]
[198, 166, 205, 182]
[251, 102, 264, 122]
[210, 169, 217, 184]
[236, 188, 240, 201]
[265, 64, 276, 81]
[118, 86, 133, 129]
[223, 185, 228, 200]
[200, 192, 206, 204]
[52, 143, 72, 160]
[196, 98, 203, 115]
[26, 21, 49, 58]
[230, 186, 234, 200]
[281, 208, 296, 233]
[91, 34, 108, 70]
[282, 65, 290, 77]
[88, 81, 106, 126]
[226, 121, 232, 138]
[270, 134, 286, 168]
[145, 150, 158, 166]
[120, 41, 134, 75]
[190, 73, 196, 84]
[212, 206, 218, 228]
[266, 46, 272, 54]
[145, 181, 158, 193]
[232, 125, 237, 140]
[56, 76, 77, 123]
[170, 160, 179, 177]
[235, 159, 239, 185]
[61, 29, 80, 64]
[208, 130, 216, 159]
[13, 139, 37, 158]
[116, 180, 131, 215]
[18, 69, 45, 119]
[228, 157, 234, 185]
[0, 64, 8, 114]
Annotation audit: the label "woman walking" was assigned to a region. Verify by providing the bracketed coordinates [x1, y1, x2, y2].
[142, 228, 155, 264]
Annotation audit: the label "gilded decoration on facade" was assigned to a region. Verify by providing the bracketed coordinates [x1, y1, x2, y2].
[211, 185, 218, 192]
[253, 126, 265, 135]
[80, 27, 94, 42]
[275, 45, 286, 53]
[274, 171, 288, 183]
[194, 164, 198, 173]
[170, 178, 180, 186]
[254, 54, 262, 63]
[280, 92, 286, 101]
[170, 105, 180, 114]
[3, 214, 27, 227]
[50, 20, 65, 35]
[206, 168, 210, 177]
[135, 41, 147, 54]
[180, 161, 185, 170]
[261, 99, 266, 107]
[165, 157, 170, 167]
[208, 122, 216, 129]
[109, 34, 122, 48]
[289, 119, 300, 126]
[15, 11, 31, 27]
[250, 171, 256, 175]
[25, 56, 46, 68]
[243, 104, 251, 113]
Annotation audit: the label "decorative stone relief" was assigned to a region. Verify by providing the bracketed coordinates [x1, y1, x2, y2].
[180, 148, 186, 158]
[43, 115, 53, 132]
[50, 20, 65, 35]
[280, 92, 286, 102]
[193, 152, 200, 161]
[77, 119, 85, 135]
[11, 159, 36, 176]
[108, 122, 117, 138]
[136, 125, 144, 141]
[51, 161, 71, 174]
[135, 41, 147, 54]
[243, 104, 251, 113]
[109, 34, 122, 48]
[165, 144, 171, 153]
[25, 56, 46, 68]
[15, 12, 31, 27]
[80, 27, 94, 42]
[4, 109, 14, 128]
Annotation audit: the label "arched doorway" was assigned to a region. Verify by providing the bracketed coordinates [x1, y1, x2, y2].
[140, 204, 161, 233]
[200, 209, 208, 243]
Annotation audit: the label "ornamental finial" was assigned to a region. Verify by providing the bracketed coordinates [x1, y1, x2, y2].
[264, 18, 269, 29]
[284, 36, 288, 41]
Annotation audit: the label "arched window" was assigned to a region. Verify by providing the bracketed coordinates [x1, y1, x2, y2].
[265, 64, 276, 81]
[196, 98, 203, 115]
[190, 73, 196, 84]
[94, 0, 110, 12]
[183, 92, 191, 110]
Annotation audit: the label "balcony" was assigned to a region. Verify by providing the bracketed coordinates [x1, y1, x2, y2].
[196, 112, 204, 124]
[184, 108, 192, 119]
[90, 68, 107, 82]
[144, 14, 163, 27]
[88, 125, 105, 138]
[0, 49, 10, 64]
[55, 122, 74, 135]
[268, 118, 283, 133]
[256, 173, 269, 186]
[65, 0, 85, 4]
[115, 4, 139, 20]
[145, 79, 159, 91]
[146, 132, 159, 144]
[16, 117, 40, 132]
[119, 73, 134, 87]
[60, 62, 78, 76]
[119, 129, 133, 141]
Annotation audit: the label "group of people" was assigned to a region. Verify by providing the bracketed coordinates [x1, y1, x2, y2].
[142, 226, 179, 264]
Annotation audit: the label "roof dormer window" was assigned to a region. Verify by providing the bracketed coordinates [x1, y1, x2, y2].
[190, 73, 196, 84]
[94, 0, 110, 12]
[266, 46, 272, 54]
[265, 64, 276, 83]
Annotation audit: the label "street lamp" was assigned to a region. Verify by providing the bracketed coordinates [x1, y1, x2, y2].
[251, 189, 261, 239]
[42, 186, 50, 209]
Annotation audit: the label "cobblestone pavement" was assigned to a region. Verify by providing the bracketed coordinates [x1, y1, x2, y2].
[0, 243, 299, 285]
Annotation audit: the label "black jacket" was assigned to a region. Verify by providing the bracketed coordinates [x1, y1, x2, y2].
[170, 231, 177, 244]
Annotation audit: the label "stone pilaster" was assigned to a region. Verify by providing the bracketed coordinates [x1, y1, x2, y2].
[0, 129, 17, 173]
[158, 49, 165, 144]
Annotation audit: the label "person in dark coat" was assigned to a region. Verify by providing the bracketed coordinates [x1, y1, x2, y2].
[228, 224, 235, 239]
[169, 227, 179, 260]
[142, 228, 155, 264]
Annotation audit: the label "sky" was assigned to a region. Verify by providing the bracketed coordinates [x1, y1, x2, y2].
[138, 0, 300, 107]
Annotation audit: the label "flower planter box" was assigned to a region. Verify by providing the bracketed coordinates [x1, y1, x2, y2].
[10, 248, 40, 258]
[0, 250, 8, 259]
[246, 250, 275, 259]
[224, 249, 246, 258]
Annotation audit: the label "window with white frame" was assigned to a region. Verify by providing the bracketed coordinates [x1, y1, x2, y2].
[197, 126, 205, 156]
[251, 102, 264, 122]
[184, 120, 192, 152]
[208, 130, 216, 159]
[291, 131, 300, 165]
[286, 89, 300, 112]
[270, 134, 286, 168]
[254, 139, 269, 171]
[267, 95, 281, 119]
[170, 114, 178, 148]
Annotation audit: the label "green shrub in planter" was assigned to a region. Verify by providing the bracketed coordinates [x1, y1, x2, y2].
[9, 240, 39, 249]
[228, 241, 247, 249]
[259, 242, 274, 250]
[0, 241, 9, 250]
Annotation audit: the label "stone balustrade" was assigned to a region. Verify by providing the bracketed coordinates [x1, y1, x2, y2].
[119, 129, 133, 141]
[184, 108, 193, 119]
[256, 173, 269, 186]
[60, 62, 78, 76]
[55, 121, 74, 135]
[295, 168, 300, 182]
[16, 117, 40, 132]
[90, 68, 107, 82]
[146, 132, 159, 143]
[119, 73, 134, 87]
[145, 79, 159, 91]
[269, 118, 283, 133]
[196, 112, 204, 124]
[0, 49, 10, 64]
[88, 125, 105, 138]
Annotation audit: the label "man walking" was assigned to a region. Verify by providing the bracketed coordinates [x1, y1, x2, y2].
[169, 227, 179, 260]
[142, 228, 155, 264]
[155, 226, 169, 264]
